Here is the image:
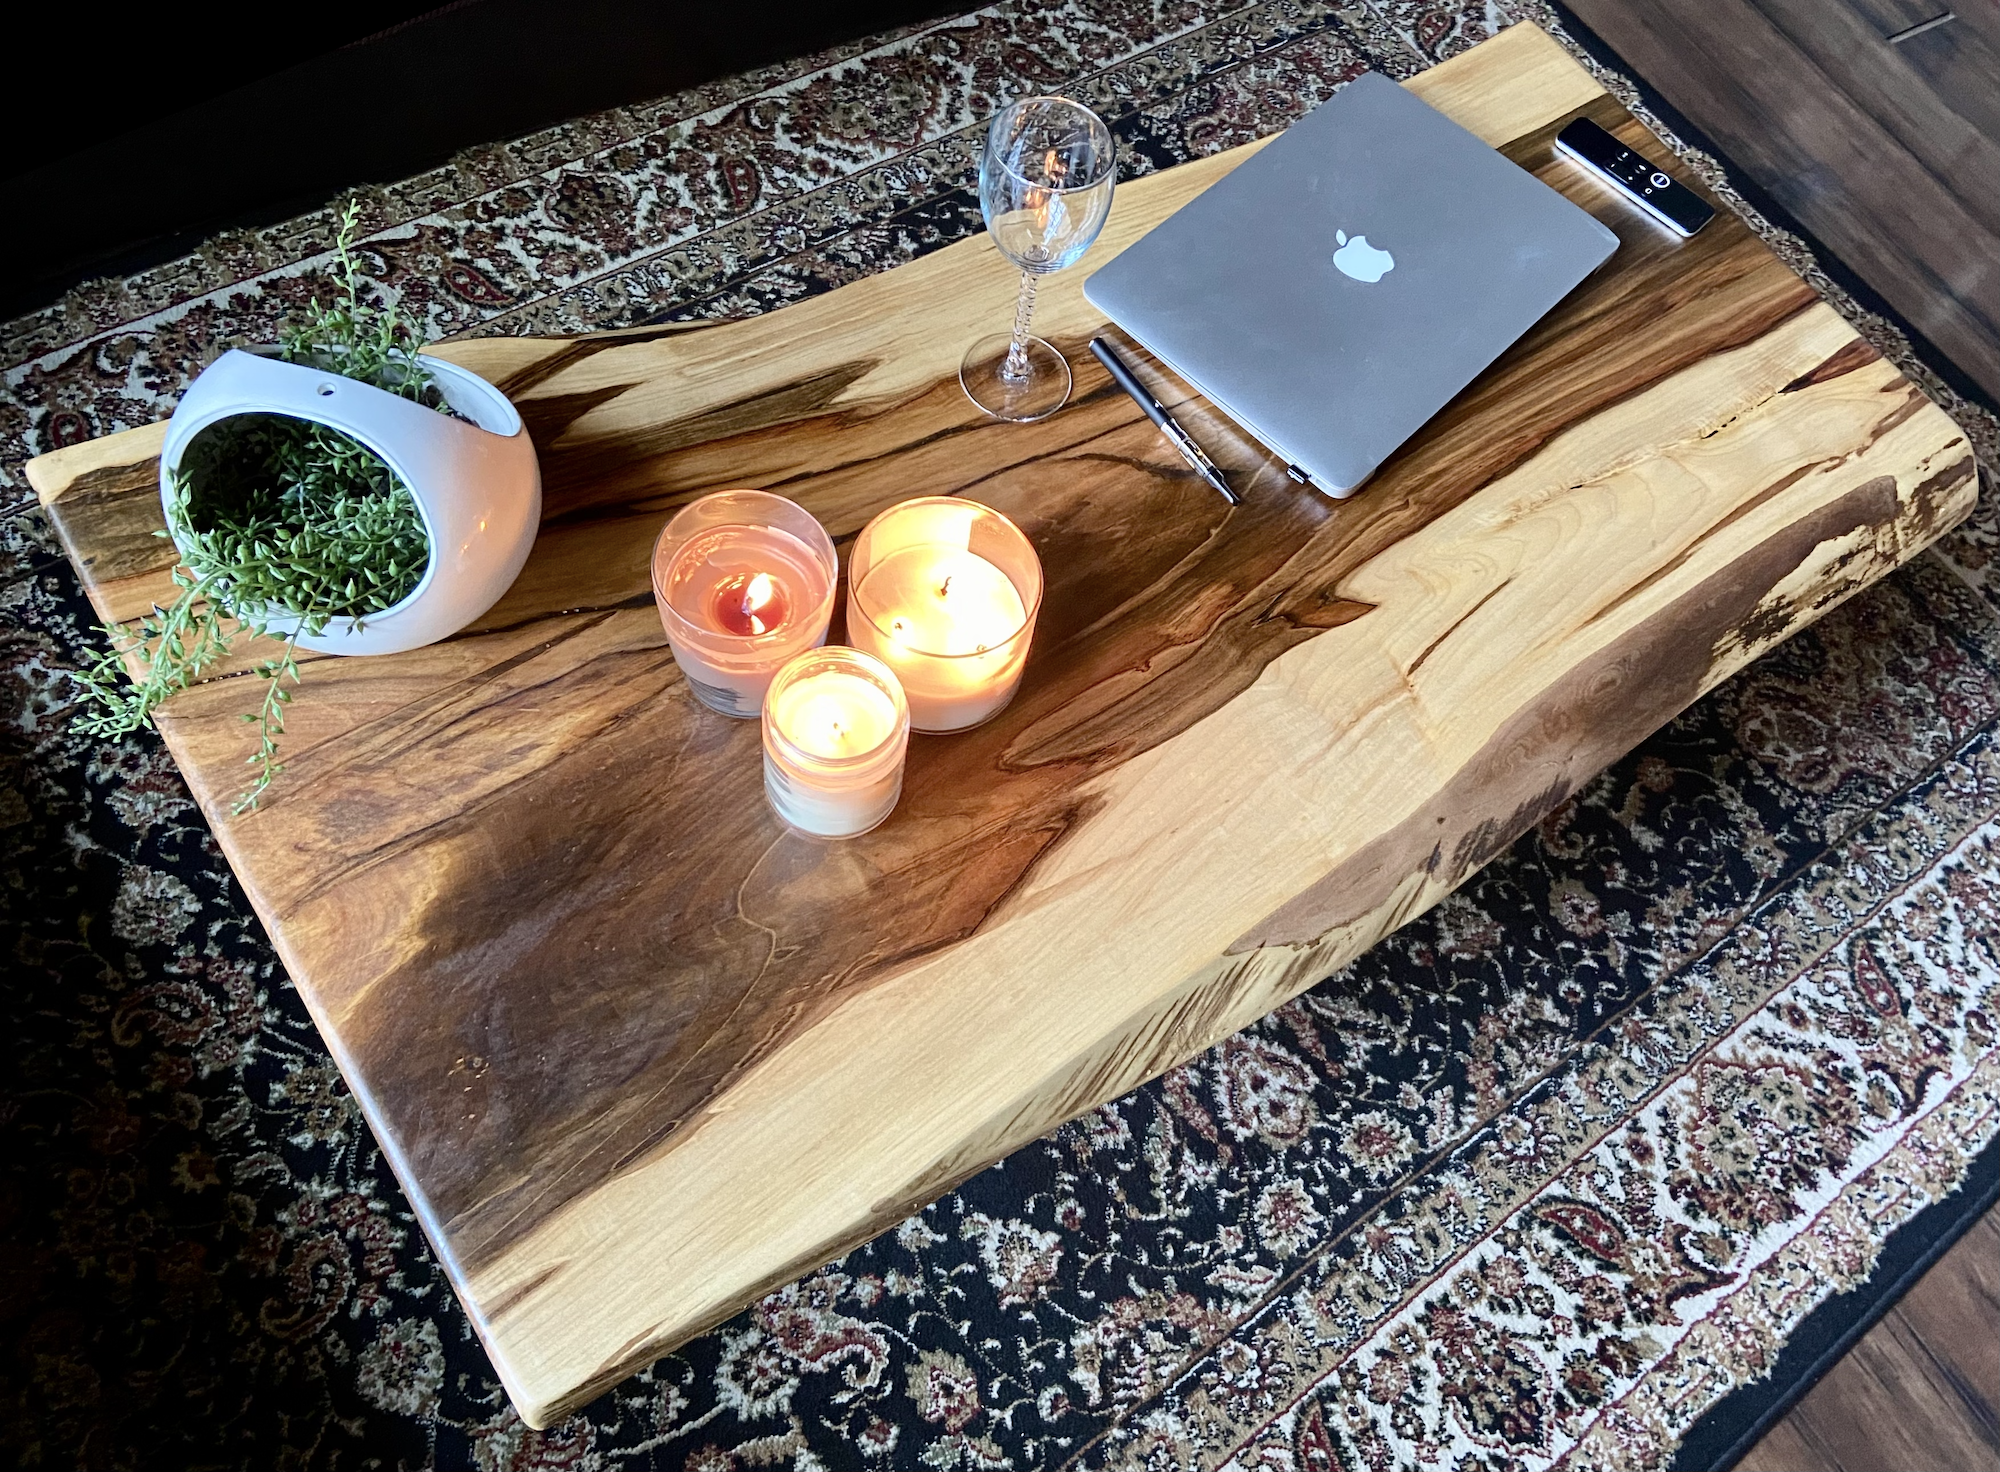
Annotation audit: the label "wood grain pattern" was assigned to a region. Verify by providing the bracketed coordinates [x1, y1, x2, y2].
[24, 23, 1979, 1428]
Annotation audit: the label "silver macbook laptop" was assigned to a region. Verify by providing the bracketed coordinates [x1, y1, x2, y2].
[1083, 71, 1618, 497]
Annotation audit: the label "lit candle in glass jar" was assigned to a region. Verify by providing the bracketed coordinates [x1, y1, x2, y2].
[652, 490, 837, 717]
[845, 497, 1043, 733]
[762, 648, 910, 837]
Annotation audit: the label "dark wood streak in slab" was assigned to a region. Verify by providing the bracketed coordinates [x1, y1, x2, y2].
[488, 318, 733, 401]
[1781, 334, 1884, 393]
[529, 360, 885, 515]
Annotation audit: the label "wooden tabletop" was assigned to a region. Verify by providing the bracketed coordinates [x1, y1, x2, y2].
[25, 23, 1977, 1430]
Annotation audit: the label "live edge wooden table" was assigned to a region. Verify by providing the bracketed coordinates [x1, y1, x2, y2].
[26, 23, 1978, 1429]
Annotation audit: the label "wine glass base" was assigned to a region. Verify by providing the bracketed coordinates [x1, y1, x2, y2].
[960, 334, 1072, 422]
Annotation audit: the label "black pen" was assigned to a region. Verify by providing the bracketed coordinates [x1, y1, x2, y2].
[1088, 337, 1241, 505]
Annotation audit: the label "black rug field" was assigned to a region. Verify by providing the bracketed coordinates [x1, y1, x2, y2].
[3, 2, 1998, 1468]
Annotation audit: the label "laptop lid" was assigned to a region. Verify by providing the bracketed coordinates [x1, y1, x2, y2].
[1082, 71, 1618, 496]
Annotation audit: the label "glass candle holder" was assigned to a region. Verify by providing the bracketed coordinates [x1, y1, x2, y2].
[845, 497, 1044, 733]
[652, 490, 838, 717]
[762, 647, 911, 838]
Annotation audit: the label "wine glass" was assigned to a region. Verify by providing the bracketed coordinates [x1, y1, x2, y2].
[960, 96, 1116, 423]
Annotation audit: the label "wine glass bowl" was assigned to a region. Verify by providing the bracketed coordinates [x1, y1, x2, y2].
[960, 96, 1116, 422]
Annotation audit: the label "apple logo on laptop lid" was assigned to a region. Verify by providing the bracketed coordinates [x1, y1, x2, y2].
[1332, 229, 1395, 283]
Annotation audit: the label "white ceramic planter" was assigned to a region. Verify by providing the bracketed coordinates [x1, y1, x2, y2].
[160, 348, 541, 656]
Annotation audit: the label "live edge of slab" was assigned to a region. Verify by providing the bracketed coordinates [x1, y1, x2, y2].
[24, 23, 1978, 1429]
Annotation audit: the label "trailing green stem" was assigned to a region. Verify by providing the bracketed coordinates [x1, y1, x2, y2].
[68, 199, 440, 813]
[238, 637, 302, 816]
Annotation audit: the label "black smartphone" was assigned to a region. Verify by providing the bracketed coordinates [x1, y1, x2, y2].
[1554, 117, 1716, 237]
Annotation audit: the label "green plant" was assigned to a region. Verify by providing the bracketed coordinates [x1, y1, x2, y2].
[72, 202, 439, 813]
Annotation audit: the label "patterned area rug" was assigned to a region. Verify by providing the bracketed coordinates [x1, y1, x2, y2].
[4, 3, 1998, 1469]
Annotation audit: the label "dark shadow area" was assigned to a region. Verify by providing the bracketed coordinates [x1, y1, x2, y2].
[1, 0, 973, 320]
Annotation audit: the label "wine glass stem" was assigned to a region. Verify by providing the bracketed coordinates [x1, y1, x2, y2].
[1002, 270, 1038, 382]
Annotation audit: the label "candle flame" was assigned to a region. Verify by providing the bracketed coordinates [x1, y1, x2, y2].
[742, 572, 777, 635]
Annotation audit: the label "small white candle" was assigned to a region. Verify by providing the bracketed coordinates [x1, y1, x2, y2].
[762, 648, 910, 838]
[846, 498, 1043, 733]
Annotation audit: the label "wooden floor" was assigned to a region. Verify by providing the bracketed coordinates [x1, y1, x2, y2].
[1563, 0, 2000, 400]
[1560, 6, 2000, 1467]
[1737, 1204, 2000, 1471]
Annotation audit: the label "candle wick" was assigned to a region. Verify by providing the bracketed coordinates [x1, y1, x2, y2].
[938, 575, 953, 600]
